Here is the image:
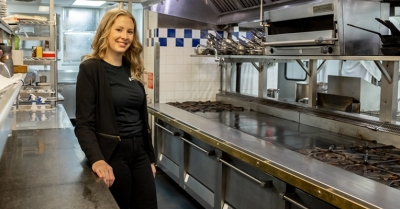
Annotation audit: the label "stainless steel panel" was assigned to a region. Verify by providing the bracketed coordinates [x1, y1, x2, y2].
[186, 137, 217, 192]
[264, 0, 334, 22]
[148, 103, 400, 208]
[295, 189, 336, 209]
[184, 174, 214, 209]
[224, 156, 283, 209]
[158, 154, 180, 183]
[327, 75, 380, 111]
[265, 30, 335, 43]
[58, 83, 76, 119]
[161, 123, 181, 165]
[11, 104, 73, 130]
[149, 0, 219, 24]
[379, 61, 399, 122]
[339, 0, 387, 55]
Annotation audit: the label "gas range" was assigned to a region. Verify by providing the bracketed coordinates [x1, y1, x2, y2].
[299, 143, 400, 188]
[167, 101, 244, 113]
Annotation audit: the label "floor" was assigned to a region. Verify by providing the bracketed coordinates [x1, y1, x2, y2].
[155, 168, 204, 209]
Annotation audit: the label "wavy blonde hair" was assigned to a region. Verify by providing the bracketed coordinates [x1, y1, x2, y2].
[86, 8, 144, 83]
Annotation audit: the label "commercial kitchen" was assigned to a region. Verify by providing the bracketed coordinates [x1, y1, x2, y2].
[1, 0, 400, 208]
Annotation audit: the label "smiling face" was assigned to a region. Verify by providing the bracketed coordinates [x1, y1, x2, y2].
[107, 15, 135, 57]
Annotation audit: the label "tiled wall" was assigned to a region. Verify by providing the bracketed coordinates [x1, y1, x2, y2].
[147, 28, 229, 103]
[145, 26, 278, 103]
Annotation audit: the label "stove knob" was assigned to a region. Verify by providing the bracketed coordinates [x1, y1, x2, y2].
[320, 46, 329, 54]
[320, 46, 333, 54]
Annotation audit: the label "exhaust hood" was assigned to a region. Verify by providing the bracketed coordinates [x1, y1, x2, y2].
[144, 0, 314, 25]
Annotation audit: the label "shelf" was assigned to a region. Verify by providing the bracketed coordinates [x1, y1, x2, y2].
[0, 19, 14, 35]
[23, 59, 56, 65]
[190, 55, 400, 62]
[20, 37, 51, 41]
[18, 20, 53, 25]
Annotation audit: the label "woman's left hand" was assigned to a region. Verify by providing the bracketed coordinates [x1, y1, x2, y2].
[151, 163, 156, 178]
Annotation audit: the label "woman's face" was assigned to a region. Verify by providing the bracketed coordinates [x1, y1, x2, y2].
[107, 15, 135, 56]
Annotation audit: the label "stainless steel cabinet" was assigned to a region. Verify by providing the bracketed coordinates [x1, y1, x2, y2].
[58, 83, 76, 119]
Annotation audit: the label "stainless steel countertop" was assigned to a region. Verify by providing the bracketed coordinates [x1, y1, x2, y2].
[0, 128, 118, 209]
[149, 103, 400, 209]
[10, 104, 73, 130]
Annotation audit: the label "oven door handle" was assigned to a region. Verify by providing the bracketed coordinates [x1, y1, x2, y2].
[263, 38, 338, 46]
[181, 137, 215, 156]
[155, 123, 180, 136]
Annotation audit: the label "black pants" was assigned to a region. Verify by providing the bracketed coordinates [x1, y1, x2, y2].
[108, 136, 157, 209]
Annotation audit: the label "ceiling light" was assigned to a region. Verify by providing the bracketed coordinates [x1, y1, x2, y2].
[72, 0, 106, 7]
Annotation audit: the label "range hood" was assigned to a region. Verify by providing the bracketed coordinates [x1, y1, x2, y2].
[144, 0, 316, 25]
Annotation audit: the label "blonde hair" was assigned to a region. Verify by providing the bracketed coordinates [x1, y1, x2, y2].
[86, 8, 144, 83]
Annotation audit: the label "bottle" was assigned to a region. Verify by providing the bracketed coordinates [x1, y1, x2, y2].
[0, 45, 13, 77]
[28, 94, 37, 111]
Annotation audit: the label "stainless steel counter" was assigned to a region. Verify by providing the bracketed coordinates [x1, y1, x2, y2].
[9, 104, 73, 130]
[0, 128, 119, 209]
[149, 103, 400, 209]
[0, 101, 118, 208]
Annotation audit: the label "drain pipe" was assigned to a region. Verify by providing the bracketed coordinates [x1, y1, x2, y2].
[236, 63, 242, 93]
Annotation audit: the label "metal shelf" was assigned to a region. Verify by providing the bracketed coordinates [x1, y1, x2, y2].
[23, 59, 55, 65]
[0, 19, 14, 35]
[18, 20, 53, 25]
[20, 37, 51, 41]
[190, 55, 400, 62]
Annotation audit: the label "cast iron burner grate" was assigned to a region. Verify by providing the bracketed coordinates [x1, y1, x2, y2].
[298, 143, 400, 188]
[167, 101, 244, 113]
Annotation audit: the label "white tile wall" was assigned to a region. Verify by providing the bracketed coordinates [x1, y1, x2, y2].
[154, 28, 220, 103]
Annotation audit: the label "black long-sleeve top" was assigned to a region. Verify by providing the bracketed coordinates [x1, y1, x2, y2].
[75, 58, 155, 166]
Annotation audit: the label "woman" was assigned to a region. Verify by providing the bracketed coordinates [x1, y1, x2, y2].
[75, 8, 157, 209]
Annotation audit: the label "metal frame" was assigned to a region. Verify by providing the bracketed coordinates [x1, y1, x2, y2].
[148, 107, 381, 209]
[191, 55, 400, 122]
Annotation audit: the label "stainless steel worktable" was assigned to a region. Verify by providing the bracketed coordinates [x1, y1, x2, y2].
[149, 103, 400, 209]
[0, 105, 118, 209]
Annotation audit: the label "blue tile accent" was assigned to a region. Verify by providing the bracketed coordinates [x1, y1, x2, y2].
[167, 28, 176, 37]
[176, 38, 184, 47]
[159, 38, 167, 46]
[217, 31, 224, 38]
[192, 39, 200, 47]
[246, 32, 252, 39]
[184, 29, 192, 38]
[232, 32, 239, 39]
[200, 30, 208, 39]
[155, 28, 159, 37]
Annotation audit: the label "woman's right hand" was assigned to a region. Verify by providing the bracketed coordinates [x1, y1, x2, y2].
[92, 160, 115, 187]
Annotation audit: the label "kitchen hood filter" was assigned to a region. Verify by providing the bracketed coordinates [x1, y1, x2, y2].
[210, 0, 238, 13]
[237, 0, 265, 8]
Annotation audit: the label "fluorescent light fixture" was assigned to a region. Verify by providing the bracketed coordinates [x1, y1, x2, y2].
[72, 0, 106, 7]
[38, 6, 49, 12]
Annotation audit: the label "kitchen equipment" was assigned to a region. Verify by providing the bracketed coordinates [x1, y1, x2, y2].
[381, 47, 400, 55]
[317, 82, 328, 93]
[347, 24, 400, 44]
[263, 0, 389, 55]
[0, 62, 10, 78]
[24, 72, 36, 85]
[296, 82, 309, 103]
[194, 44, 210, 55]
[267, 88, 279, 99]
[384, 20, 400, 36]
[0, 45, 13, 77]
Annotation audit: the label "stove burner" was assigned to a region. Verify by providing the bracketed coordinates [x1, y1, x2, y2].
[167, 101, 244, 113]
[298, 142, 400, 188]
